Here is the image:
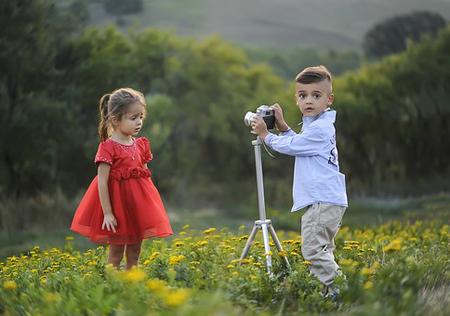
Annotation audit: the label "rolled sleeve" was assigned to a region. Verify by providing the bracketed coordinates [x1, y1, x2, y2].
[264, 125, 327, 156]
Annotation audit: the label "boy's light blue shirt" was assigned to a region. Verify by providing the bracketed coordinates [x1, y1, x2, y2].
[264, 109, 348, 212]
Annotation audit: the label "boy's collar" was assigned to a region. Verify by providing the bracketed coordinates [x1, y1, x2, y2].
[299, 107, 333, 125]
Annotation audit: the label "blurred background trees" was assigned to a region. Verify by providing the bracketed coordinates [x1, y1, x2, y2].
[0, 0, 449, 231]
[363, 11, 447, 59]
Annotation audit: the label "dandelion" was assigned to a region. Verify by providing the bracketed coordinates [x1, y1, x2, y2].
[169, 255, 186, 265]
[65, 236, 74, 241]
[383, 238, 402, 252]
[174, 241, 185, 247]
[121, 268, 146, 283]
[3, 280, 17, 290]
[182, 224, 190, 230]
[278, 251, 287, 257]
[363, 281, 373, 289]
[147, 279, 167, 292]
[194, 240, 208, 248]
[303, 260, 312, 266]
[163, 289, 191, 307]
[339, 258, 358, 268]
[203, 228, 217, 235]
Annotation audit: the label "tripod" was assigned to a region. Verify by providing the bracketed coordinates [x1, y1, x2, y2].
[240, 136, 290, 275]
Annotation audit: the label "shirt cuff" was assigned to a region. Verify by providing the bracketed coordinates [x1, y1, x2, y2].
[264, 133, 276, 147]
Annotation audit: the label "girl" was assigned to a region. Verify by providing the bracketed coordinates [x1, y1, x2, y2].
[71, 88, 173, 269]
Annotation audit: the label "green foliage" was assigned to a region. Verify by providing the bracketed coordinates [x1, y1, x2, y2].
[0, 219, 448, 315]
[363, 11, 447, 59]
[245, 46, 362, 79]
[1, 1, 450, 209]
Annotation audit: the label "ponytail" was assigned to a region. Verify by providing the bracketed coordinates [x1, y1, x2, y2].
[98, 94, 111, 142]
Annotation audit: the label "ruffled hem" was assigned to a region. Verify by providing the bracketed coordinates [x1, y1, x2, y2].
[71, 225, 173, 245]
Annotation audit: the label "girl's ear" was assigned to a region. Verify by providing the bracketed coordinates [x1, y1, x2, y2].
[110, 115, 119, 127]
[327, 93, 334, 106]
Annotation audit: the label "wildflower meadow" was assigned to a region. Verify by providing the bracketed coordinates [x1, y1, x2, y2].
[1, 219, 449, 315]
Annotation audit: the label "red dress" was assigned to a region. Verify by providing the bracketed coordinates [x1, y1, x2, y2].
[71, 137, 173, 244]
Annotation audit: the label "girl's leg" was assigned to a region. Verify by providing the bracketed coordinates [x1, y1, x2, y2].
[108, 244, 125, 268]
[125, 241, 142, 269]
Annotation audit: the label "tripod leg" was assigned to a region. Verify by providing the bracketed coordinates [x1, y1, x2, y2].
[261, 223, 272, 275]
[268, 224, 291, 268]
[240, 224, 258, 260]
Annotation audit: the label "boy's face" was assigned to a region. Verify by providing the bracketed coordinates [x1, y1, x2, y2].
[295, 80, 334, 117]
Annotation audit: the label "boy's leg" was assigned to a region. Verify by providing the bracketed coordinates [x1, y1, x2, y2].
[108, 244, 125, 268]
[301, 203, 346, 286]
[125, 241, 142, 270]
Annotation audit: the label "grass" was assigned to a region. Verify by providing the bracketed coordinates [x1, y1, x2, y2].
[1, 193, 449, 259]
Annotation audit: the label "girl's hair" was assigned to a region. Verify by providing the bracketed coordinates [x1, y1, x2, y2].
[98, 87, 147, 141]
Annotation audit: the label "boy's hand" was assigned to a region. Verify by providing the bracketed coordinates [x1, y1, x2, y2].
[271, 103, 289, 132]
[251, 116, 269, 139]
[102, 213, 117, 233]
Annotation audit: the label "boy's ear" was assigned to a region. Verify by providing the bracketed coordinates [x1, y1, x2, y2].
[327, 93, 334, 105]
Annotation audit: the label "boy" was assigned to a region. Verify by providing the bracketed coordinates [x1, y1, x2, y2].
[251, 65, 348, 300]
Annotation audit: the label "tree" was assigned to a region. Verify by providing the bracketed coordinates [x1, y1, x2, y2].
[363, 11, 447, 59]
[0, 0, 84, 196]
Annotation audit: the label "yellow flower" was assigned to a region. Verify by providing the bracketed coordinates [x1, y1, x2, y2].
[339, 258, 358, 268]
[173, 241, 185, 247]
[194, 240, 208, 248]
[182, 224, 190, 230]
[65, 236, 74, 241]
[163, 288, 191, 307]
[203, 227, 217, 235]
[146, 279, 167, 292]
[168, 255, 186, 265]
[363, 281, 373, 289]
[383, 238, 402, 252]
[3, 280, 17, 290]
[121, 268, 146, 283]
[278, 251, 287, 257]
[302, 260, 312, 266]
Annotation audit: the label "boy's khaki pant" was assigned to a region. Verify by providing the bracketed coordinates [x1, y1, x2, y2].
[301, 203, 346, 286]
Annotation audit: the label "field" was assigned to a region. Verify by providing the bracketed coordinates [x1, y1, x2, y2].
[1, 205, 449, 315]
[86, 0, 450, 49]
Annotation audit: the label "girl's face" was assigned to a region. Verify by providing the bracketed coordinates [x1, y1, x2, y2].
[113, 102, 145, 137]
[295, 80, 334, 117]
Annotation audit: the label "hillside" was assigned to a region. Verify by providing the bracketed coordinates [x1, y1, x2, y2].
[86, 0, 450, 50]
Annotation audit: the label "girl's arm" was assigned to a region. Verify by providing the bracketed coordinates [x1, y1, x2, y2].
[98, 163, 117, 233]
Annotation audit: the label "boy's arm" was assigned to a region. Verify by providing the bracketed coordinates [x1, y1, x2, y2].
[263, 125, 326, 156]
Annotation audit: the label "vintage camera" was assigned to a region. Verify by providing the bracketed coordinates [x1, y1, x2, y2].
[244, 105, 275, 130]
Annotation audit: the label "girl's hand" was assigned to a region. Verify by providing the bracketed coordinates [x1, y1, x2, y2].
[102, 213, 117, 233]
[251, 116, 269, 139]
[271, 103, 289, 132]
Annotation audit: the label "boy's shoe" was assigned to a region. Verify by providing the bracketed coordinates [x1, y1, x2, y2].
[321, 283, 340, 301]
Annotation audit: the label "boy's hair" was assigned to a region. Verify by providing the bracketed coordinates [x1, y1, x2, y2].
[295, 65, 332, 87]
[98, 87, 147, 141]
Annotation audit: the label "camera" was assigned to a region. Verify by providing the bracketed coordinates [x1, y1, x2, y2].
[244, 105, 276, 130]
